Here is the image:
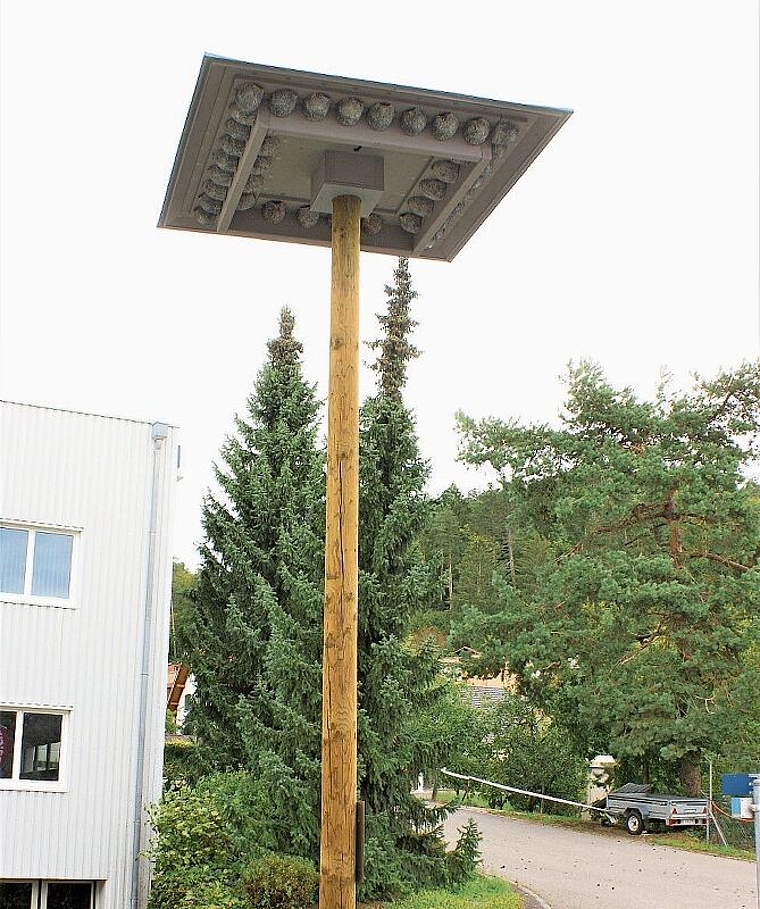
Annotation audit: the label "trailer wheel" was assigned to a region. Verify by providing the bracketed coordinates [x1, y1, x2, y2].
[625, 810, 644, 836]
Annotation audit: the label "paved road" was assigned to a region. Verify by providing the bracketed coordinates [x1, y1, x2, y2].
[444, 808, 756, 909]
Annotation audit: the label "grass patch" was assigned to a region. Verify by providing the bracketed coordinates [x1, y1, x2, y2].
[647, 831, 752, 861]
[435, 790, 583, 825]
[389, 875, 522, 909]
[434, 789, 491, 810]
[488, 807, 588, 830]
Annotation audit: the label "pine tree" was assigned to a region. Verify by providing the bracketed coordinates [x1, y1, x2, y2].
[180, 307, 325, 845]
[454, 360, 760, 793]
[357, 258, 460, 897]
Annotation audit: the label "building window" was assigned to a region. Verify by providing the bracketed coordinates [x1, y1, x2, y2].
[0, 709, 66, 787]
[0, 525, 75, 603]
[46, 883, 94, 909]
[0, 882, 95, 909]
[0, 882, 34, 909]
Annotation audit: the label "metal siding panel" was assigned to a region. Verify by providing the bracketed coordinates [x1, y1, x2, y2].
[0, 402, 177, 909]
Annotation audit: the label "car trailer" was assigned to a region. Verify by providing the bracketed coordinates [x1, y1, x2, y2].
[439, 769, 710, 836]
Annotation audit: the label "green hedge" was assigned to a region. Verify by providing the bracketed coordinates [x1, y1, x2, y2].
[241, 854, 319, 909]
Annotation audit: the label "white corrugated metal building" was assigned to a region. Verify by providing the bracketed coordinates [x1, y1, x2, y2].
[0, 401, 178, 909]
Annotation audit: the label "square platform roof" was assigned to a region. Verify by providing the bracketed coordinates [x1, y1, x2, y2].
[159, 55, 571, 262]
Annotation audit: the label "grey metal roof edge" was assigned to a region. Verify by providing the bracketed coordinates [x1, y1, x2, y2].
[198, 52, 574, 118]
[0, 399, 178, 429]
[158, 54, 573, 229]
[158, 55, 218, 228]
[443, 105, 573, 261]
[158, 54, 574, 256]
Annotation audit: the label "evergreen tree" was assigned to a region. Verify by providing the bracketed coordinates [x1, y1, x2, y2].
[178, 273, 474, 891]
[180, 307, 325, 849]
[169, 560, 196, 663]
[366, 255, 419, 402]
[453, 361, 760, 793]
[357, 258, 459, 897]
[418, 487, 470, 612]
[416, 485, 514, 619]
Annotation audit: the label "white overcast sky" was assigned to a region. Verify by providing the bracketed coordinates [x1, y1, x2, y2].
[1, 2, 758, 569]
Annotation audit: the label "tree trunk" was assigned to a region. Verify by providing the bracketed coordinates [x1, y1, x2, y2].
[505, 520, 516, 584]
[679, 753, 701, 796]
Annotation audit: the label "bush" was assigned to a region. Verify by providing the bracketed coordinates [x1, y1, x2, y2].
[176, 879, 246, 909]
[147, 773, 275, 909]
[163, 736, 198, 789]
[148, 785, 235, 871]
[147, 785, 239, 909]
[241, 853, 319, 909]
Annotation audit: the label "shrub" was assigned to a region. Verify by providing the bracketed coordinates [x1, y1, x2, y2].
[163, 736, 198, 789]
[148, 785, 235, 874]
[147, 772, 275, 909]
[177, 879, 246, 909]
[241, 853, 319, 909]
[147, 785, 238, 909]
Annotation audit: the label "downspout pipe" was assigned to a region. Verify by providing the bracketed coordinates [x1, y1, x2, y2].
[131, 422, 169, 909]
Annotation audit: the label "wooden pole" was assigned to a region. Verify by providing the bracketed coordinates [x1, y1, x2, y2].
[320, 193, 361, 909]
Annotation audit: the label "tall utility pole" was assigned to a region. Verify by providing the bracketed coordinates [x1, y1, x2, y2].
[160, 55, 570, 909]
[321, 194, 361, 908]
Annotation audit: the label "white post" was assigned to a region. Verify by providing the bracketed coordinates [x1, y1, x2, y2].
[707, 761, 712, 844]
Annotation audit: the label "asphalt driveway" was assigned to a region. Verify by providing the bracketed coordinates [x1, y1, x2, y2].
[443, 807, 756, 909]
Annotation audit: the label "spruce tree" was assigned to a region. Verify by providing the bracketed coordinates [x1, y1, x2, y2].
[180, 308, 325, 851]
[357, 258, 460, 897]
[179, 276, 473, 888]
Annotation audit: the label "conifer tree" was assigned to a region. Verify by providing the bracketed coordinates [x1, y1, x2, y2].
[357, 258, 462, 896]
[179, 277, 473, 891]
[454, 361, 760, 794]
[180, 308, 325, 842]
